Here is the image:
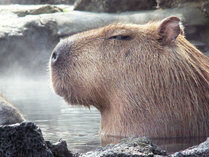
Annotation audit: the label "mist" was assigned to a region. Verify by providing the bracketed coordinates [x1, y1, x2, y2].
[0, 48, 101, 153]
[0, 3, 100, 153]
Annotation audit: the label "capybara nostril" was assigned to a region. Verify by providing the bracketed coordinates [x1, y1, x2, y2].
[51, 51, 59, 64]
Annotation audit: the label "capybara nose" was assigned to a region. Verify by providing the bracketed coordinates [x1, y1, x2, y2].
[51, 51, 59, 64]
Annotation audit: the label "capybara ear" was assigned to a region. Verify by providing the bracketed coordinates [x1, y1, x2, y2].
[158, 16, 183, 45]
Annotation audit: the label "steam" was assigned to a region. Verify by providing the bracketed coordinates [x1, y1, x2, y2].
[0, 73, 100, 153]
[0, 31, 100, 153]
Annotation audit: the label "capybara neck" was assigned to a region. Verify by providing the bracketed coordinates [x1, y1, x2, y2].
[50, 16, 209, 138]
[100, 37, 209, 138]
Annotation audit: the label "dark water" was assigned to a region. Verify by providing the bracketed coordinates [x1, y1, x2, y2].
[0, 75, 207, 154]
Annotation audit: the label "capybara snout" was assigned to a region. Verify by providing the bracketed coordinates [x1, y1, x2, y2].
[50, 39, 72, 67]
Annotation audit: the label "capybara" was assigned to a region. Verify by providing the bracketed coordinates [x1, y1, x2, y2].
[0, 95, 24, 125]
[50, 16, 209, 138]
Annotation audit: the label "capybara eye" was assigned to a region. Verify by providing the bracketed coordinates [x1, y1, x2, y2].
[108, 35, 132, 40]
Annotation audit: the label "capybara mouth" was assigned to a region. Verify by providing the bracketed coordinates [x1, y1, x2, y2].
[50, 67, 77, 105]
[53, 84, 67, 97]
[50, 64, 69, 99]
[53, 84, 81, 105]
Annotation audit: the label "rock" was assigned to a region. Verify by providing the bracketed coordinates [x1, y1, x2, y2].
[82, 137, 167, 157]
[0, 0, 75, 5]
[0, 95, 24, 125]
[46, 140, 75, 157]
[0, 0, 38, 4]
[0, 122, 53, 157]
[0, 122, 208, 157]
[16, 5, 64, 17]
[171, 137, 209, 157]
[40, 0, 76, 4]
[0, 121, 77, 157]
[0, 4, 208, 76]
[82, 137, 209, 157]
[74, 0, 157, 13]
[0, 4, 208, 37]
[27, 5, 63, 16]
[156, 0, 207, 9]
[202, 0, 209, 17]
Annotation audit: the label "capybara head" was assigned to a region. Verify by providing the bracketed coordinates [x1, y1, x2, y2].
[50, 17, 209, 138]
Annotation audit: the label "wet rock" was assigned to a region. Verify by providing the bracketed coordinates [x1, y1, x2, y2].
[74, 0, 157, 13]
[0, 122, 53, 157]
[81, 137, 209, 157]
[46, 140, 75, 157]
[30, 5, 63, 15]
[0, 95, 24, 125]
[0, 122, 208, 157]
[15, 5, 64, 17]
[82, 137, 167, 157]
[0, 0, 75, 5]
[171, 137, 209, 157]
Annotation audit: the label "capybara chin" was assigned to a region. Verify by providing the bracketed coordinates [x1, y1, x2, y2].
[50, 16, 209, 138]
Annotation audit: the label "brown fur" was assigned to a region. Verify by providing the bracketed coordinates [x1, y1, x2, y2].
[50, 17, 209, 138]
